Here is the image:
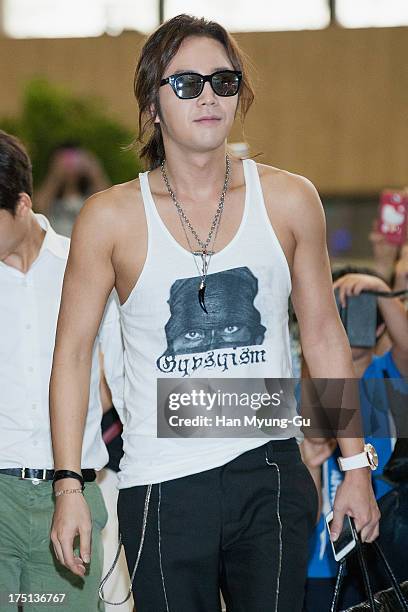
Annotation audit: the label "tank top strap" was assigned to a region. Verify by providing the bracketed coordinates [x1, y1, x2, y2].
[241, 158, 292, 291]
[241, 158, 268, 221]
[138, 169, 178, 254]
[139, 170, 158, 230]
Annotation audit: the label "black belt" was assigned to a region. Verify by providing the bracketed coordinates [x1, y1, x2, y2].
[0, 468, 96, 482]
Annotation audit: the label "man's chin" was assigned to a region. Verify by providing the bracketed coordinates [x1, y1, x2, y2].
[189, 138, 229, 155]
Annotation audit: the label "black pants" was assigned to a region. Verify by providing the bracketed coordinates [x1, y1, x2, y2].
[117, 437, 318, 612]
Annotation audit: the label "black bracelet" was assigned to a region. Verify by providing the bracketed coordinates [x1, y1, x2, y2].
[52, 470, 85, 493]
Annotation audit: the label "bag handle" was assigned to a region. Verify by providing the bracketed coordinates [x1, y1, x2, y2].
[330, 558, 347, 612]
[330, 538, 378, 611]
[354, 538, 377, 610]
[330, 520, 408, 611]
[372, 541, 408, 611]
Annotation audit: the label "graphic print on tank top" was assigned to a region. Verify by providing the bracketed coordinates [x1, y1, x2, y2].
[156, 266, 268, 375]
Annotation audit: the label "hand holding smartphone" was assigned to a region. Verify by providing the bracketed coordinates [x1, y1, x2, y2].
[325, 511, 358, 561]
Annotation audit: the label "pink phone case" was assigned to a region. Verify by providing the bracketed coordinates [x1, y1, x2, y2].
[379, 190, 408, 246]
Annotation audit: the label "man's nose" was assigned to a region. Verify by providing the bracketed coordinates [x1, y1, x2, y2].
[198, 80, 216, 104]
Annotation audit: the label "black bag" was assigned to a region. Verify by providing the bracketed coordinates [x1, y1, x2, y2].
[382, 438, 408, 485]
[330, 531, 408, 612]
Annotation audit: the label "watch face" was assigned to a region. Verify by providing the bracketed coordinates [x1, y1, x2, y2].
[365, 443, 379, 469]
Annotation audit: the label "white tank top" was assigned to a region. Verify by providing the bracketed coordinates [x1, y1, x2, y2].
[117, 159, 296, 488]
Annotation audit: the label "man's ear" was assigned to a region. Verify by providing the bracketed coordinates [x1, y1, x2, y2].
[149, 103, 160, 124]
[15, 193, 32, 217]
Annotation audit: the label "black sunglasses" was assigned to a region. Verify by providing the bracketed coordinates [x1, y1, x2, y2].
[160, 70, 242, 99]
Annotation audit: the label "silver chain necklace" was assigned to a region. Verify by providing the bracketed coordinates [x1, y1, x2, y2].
[160, 154, 231, 313]
[177, 199, 223, 313]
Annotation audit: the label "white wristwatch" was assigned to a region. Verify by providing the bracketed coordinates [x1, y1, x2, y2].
[337, 443, 379, 472]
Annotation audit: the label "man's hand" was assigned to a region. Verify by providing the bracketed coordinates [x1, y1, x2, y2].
[330, 468, 380, 543]
[50, 485, 93, 577]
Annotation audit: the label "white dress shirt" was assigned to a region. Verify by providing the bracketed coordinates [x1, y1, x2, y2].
[0, 214, 124, 470]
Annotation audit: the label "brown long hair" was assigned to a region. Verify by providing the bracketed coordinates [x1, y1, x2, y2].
[134, 14, 255, 170]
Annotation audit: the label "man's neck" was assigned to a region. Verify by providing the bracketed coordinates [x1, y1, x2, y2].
[161, 145, 229, 203]
[3, 213, 46, 274]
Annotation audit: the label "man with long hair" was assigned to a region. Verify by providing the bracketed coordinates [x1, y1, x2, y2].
[49, 15, 380, 611]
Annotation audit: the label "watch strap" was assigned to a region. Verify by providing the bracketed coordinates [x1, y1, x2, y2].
[52, 469, 85, 492]
[338, 451, 370, 471]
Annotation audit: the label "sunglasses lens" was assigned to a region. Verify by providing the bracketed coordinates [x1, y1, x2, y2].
[175, 74, 203, 98]
[212, 72, 240, 96]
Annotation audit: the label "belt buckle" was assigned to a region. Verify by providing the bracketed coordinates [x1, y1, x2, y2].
[21, 467, 47, 484]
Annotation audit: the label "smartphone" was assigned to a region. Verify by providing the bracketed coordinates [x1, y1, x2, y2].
[378, 189, 408, 246]
[325, 511, 357, 561]
[334, 288, 377, 348]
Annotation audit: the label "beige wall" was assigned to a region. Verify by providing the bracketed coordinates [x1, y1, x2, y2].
[0, 25, 407, 194]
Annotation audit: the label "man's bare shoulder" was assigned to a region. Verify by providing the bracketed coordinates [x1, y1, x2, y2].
[81, 179, 142, 218]
[256, 162, 320, 206]
[74, 178, 143, 237]
[255, 162, 325, 232]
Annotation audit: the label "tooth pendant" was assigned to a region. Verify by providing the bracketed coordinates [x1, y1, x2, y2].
[198, 279, 208, 313]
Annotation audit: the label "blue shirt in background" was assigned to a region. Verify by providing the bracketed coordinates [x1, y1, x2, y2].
[307, 350, 406, 578]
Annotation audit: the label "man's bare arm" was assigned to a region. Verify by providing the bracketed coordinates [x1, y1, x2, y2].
[287, 177, 364, 441]
[290, 175, 380, 542]
[261, 169, 380, 543]
[49, 189, 117, 575]
[50, 191, 116, 472]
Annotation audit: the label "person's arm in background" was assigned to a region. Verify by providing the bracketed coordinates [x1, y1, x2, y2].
[81, 151, 111, 194]
[393, 244, 408, 297]
[374, 329, 392, 357]
[261, 170, 380, 544]
[34, 155, 67, 214]
[49, 191, 117, 577]
[300, 438, 337, 523]
[368, 218, 399, 285]
[333, 273, 408, 377]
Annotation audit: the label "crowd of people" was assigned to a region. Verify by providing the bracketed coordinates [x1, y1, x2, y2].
[0, 12, 407, 612]
[300, 264, 408, 610]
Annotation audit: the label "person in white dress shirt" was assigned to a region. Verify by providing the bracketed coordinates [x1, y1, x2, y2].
[0, 130, 124, 611]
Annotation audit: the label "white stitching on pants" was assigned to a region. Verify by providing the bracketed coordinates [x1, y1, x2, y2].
[265, 450, 282, 612]
[158, 482, 170, 612]
[98, 483, 152, 605]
